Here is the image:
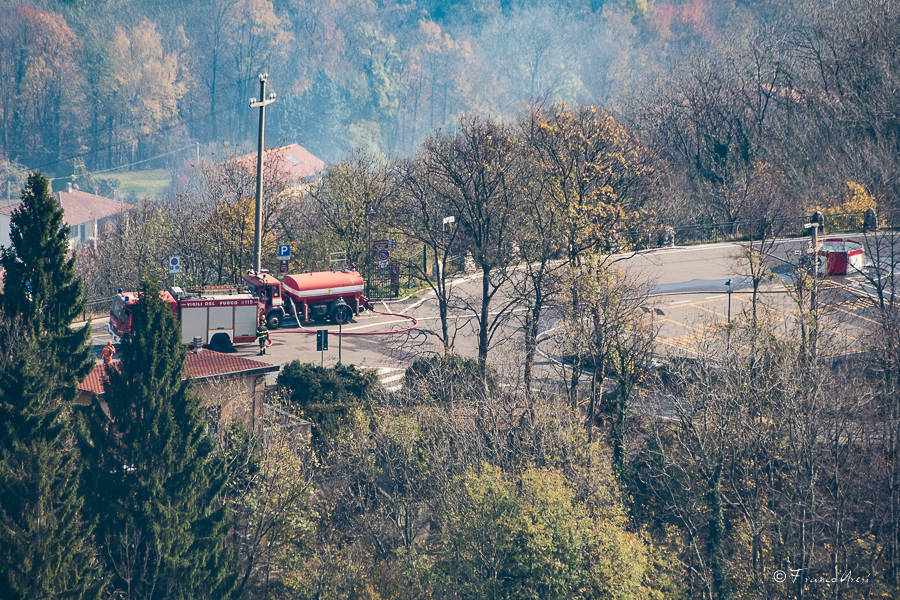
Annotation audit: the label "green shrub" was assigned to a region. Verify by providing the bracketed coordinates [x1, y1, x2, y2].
[403, 353, 497, 404]
[277, 361, 378, 441]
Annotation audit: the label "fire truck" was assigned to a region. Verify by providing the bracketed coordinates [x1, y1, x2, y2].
[109, 287, 261, 347]
[109, 268, 373, 345]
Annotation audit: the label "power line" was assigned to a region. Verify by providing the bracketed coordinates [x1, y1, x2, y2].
[33, 104, 233, 173]
[48, 144, 198, 183]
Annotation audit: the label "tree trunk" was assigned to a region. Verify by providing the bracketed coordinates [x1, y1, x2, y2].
[707, 462, 730, 600]
[477, 267, 491, 392]
[522, 303, 540, 403]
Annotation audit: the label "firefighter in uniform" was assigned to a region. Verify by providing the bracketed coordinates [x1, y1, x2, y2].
[256, 320, 270, 355]
[101, 340, 116, 366]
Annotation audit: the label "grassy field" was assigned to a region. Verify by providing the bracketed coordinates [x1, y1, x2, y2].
[104, 169, 171, 199]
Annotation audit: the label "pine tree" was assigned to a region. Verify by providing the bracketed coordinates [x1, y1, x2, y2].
[0, 173, 104, 598]
[81, 281, 238, 599]
[1, 173, 90, 379]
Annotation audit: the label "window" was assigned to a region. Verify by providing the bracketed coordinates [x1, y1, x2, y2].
[111, 297, 126, 321]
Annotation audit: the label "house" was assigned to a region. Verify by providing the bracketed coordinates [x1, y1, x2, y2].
[234, 142, 326, 182]
[0, 183, 132, 250]
[76, 349, 307, 438]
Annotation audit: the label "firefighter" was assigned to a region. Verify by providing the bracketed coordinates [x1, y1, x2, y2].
[256, 320, 270, 355]
[101, 340, 116, 366]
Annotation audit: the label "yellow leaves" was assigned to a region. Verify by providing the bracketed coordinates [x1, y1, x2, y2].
[810, 181, 876, 231]
[844, 180, 876, 212]
[105, 19, 183, 135]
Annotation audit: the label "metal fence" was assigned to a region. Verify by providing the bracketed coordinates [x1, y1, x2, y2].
[364, 246, 428, 299]
[670, 209, 900, 247]
[362, 246, 474, 300]
[80, 296, 113, 323]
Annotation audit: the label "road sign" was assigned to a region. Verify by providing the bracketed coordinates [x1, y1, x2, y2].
[377, 249, 390, 261]
[277, 244, 291, 259]
[279, 259, 289, 273]
[316, 329, 328, 351]
[373, 240, 389, 252]
[168, 256, 181, 274]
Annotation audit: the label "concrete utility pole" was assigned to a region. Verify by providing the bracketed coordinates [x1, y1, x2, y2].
[249, 73, 276, 274]
[804, 222, 820, 359]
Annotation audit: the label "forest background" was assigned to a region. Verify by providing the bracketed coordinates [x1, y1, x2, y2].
[0, 0, 895, 216]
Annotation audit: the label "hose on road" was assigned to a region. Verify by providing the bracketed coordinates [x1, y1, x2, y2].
[269, 309, 418, 336]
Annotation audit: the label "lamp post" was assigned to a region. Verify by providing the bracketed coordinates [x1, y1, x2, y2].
[724, 278, 733, 349]
[725, 279, 732, 324]
[439, 216, 455, 279]
[249, 73, 276, 274]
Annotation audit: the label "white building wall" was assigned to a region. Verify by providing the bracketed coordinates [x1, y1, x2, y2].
[0, 214, 11, 249]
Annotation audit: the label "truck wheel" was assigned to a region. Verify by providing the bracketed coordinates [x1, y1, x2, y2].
[332, 304, 353, 325]
[266, 309, 284, 329]
[209, 332, 234, 352]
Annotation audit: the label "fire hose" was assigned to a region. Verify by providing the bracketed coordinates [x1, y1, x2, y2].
[269, 309, 418, 337]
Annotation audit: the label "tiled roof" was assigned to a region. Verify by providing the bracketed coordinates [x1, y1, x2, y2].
[56, 189, 132, 225]
[78, 350, 279, 395]
[185, 350, 279, 380]
[0, 190, 132, 227]
[235, 143, 325, 181]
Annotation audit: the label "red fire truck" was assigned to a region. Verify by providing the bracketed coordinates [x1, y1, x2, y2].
[109, 268, 373, 345]
[108, 287, 260, 347]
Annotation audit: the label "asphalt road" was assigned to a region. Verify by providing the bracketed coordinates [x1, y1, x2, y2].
[85, 233, 893, 390]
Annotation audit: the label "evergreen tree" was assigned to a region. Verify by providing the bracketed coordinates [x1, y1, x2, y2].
[0, 173, 103, 598]
[0, 172, 91, 396]
[81, 281, 238, 599]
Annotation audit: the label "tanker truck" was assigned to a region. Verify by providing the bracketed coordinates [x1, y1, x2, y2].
[242, 268, 372, 328]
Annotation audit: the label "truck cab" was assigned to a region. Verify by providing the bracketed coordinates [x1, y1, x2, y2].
[242, 270, 286, 328]
[109, 289, 178, 342]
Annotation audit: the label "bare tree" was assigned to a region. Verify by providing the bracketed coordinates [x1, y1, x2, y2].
[416, 115, 525, 386]
[390, 156, 461, 353]
[309, 150, 392, 270]
[526, 104, 654, 406]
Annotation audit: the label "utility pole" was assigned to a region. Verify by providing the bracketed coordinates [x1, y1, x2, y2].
[249, 73, 276, 274]
[804, 222, 820, 360]
[725, 279, 732, 349]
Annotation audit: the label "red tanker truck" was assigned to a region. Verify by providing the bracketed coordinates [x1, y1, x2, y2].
[242, 268, 372, 328]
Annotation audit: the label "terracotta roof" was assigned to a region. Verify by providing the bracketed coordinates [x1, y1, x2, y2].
[0, 190, 131, 227]
[78, 350, 279, 395]
[235, 143, 325, 181]
[185, 350, 279, 380]
[56, 189, 132, 225]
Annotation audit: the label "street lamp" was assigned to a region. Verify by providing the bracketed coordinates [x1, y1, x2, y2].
[439, 216, 455, 279]
[725, 279, 732, 324]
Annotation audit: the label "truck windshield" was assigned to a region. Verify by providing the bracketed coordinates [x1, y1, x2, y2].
[111, 297, 126, 321]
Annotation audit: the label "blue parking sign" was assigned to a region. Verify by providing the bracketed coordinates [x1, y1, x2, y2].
[277, 244, 291, 259]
